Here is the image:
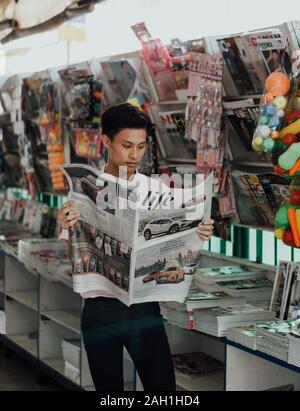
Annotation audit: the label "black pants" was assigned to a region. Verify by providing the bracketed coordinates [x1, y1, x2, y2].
[81, 297, 176, 391]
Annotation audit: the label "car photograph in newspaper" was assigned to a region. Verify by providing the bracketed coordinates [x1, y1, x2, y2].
[61, 164, 212, 306]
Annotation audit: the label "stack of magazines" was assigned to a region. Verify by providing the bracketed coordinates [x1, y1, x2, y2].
[193, 305, 275, 337]
[0, 224, 34, 257]
[194, 265, 265, 285]
[254, 320, 296, 361]
[172, 352, 224, 378]
[185, 288, 246, 310]
[194, 265, 274, 304]
[160, 302, 192, 330]
[18, 239, 69, 282]
[226, 325, 262, 350]
[288, 334, 300, 367]
[0, 310, 5, 334]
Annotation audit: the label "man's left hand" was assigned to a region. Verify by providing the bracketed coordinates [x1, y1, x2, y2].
[197, 219, 214, 241]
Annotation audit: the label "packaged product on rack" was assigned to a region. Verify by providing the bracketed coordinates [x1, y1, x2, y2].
[252, 71, 292, 154]
[20, 73, 65, 193]
[185, 53, 223, 171]
[250, 50, 300, 247]
[59, 65, 104, 166]
[74, 128, 102, 159]
[168, 39, 195, 96]
[131, 22, 177, 101]
[0, 76, 34, 193]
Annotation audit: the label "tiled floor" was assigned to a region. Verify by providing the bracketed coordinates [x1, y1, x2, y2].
[0, 343, 64, 391]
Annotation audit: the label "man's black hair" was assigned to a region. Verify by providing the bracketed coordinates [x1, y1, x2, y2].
[102, 103, 152, 140]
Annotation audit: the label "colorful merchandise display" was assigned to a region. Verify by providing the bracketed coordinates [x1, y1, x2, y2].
[38, 79, 66, 191]
[251, 60, 300, 246]
[59, 66, 103, 163]
[185, 53, 224, 171]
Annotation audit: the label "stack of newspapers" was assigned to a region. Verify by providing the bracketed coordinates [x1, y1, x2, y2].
[254, 320, 296, 361]
[226, 325, 263, 350]
[184, 284, 246, 311]
[194, 265, 273, 304]
[0, 310, 5, 334]
[193, 305, 275, 337]
[288, 334, 300, 367]
[160, 302, 192, 330]
[18, 239, 70, 282]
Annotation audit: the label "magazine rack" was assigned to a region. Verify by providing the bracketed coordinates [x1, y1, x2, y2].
[1, 21, 300, 391]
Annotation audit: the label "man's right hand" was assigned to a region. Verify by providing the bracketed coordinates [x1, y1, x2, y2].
[58, 200, 81, 230]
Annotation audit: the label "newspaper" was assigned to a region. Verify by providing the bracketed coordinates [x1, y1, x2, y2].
[61, 164, 212, 306]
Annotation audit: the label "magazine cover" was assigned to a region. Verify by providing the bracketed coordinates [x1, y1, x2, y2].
[217, 36, 256, 96]
[224, 99, 260, 152]
[269, 260, 290, 315]
[237, 35, 268, 93]
[159, 110, 196, 159]
[100, 55, 152, 106]
[255, 30, 292, 75]
[61, 164, 213, 306]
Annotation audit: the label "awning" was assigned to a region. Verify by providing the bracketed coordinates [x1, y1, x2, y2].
[0, 0, 105, 44]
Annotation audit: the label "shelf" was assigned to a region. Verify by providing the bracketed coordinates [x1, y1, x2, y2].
[223, 94, 263, 101]
[175, 370, 224, 391]
[164, 158, 196, 164]
[7, 334, 38, 357]
[226, 339, 300, 375]
[41, 308, 81, 334]
[200, 250, 276, 272]
[42, 357, 65, 376]
[6, 290, 38, 311]
[24, 265, 38, 278]
[231, 161, 273, 169]
[156, 100, 187, 106]
[58, 273, 73, 289]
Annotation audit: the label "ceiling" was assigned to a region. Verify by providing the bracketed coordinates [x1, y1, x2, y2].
[0, 0, 106, 44]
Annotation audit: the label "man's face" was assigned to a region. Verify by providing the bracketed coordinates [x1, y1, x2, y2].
[103, 128, 147, 173]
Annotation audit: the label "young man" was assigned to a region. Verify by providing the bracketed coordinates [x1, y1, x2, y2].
[59, 103, 214, 391]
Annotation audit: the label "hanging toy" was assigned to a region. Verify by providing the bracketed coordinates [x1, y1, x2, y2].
[75, 129, 102, 159]
[265, 71, 291, 97]
[275, 188, 300, 248]
[252, 71, 291, 153]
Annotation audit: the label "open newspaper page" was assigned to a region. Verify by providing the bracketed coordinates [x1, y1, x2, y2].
[131, 172, 213, 304]
[62, 164, 138, 306]
[62, 164, 212, 306]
